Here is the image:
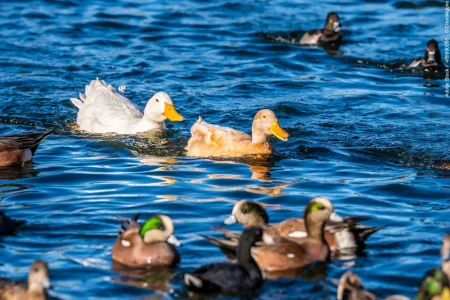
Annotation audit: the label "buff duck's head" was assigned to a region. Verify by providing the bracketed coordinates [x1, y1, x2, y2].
[252, 109, 289, 143]
[28, 260, 51, 292]
[144, 92, 184, 123]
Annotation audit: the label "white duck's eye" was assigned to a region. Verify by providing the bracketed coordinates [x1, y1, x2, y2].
[155, 99, 159, 103]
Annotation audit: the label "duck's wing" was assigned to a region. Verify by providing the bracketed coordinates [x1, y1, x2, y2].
[0, 130, 53, 154]
[0, 211, 26, 236]
[188, 117, 251, 146]
[72, 79, 143, 133]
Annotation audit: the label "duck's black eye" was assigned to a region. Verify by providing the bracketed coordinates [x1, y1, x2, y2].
[156, 99, 159, 103]
[33, 268, 39, 273]
[159, 225, 164, 230]
[262, 115, 266, 119]
[241, 208, 247, 214]
[256, 230, 262, 236]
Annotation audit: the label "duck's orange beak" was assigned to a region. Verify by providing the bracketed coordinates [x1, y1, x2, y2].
[270, 120, 289, 141]
[164, 103, 184, 122]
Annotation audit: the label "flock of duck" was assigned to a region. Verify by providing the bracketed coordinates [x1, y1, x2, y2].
[0, 10, 448, 300]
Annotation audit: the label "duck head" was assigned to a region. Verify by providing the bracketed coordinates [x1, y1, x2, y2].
[251, 109, 289, 143]
[223, 201, 269, 226]
[139, 215, 181, 246]
[415, 268, 450, 300]
[324, 12, 341, 35]
[304, 197, 333, 241]
[424, 39, 442, 65]
[28, 260, 51, 293]
[144, 92, 184, 123]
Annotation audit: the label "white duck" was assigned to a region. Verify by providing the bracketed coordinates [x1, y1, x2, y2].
[70, 78, 184, 134]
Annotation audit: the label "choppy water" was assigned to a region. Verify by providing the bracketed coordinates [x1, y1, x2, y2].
[0, 0, 449, 299]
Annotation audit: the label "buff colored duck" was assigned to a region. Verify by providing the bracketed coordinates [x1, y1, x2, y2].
[0, 130, 52, 167]
[0, 260, 51, 300]
[186, 109, 288, 157]
[112, 214, 181, 267]
[205, 198, 383, 257]
[71, 78, 184, 134]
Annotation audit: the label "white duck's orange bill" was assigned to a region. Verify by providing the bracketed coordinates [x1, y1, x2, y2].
[164, 103, 184, 122]
[270, 120, 289, 141]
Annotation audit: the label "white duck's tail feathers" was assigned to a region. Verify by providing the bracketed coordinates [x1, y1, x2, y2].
[84, 78, 115, 96]
[70, 98, 83, 109]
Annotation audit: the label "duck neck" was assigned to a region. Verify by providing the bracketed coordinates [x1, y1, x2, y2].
[251, 126, 269, 144]
[27, 282, 45, 296]
[305, 217, 326, 244]
[237, 240, 262, 281]
[133, 117, 165, 133]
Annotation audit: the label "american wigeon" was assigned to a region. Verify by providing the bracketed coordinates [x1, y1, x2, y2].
[249, 198, 332, 273]
[409, 39, 443, 68]
[0, 260, 51, 300]
[299, 12, 342, 45]
[184, 226, 264, 296]
[112, 214, 181, 267]
[0, 130, 53, 167]
[442, 234, 450, 280]
[0, 211, 26, 236]
[207, 198, 383, 257]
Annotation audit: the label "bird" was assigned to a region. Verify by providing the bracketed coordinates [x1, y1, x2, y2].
[112, 214, 181, 267]
[186, 109, 288, 157]
[70, 78, 184, 134]
[408, 39, 443, 68]
[0, 260, 51, 300]
[0, 211, 26, 236]
[299, 12, 342, 45]
[184, 226, 264, 296]
[0, 129, 53, 167]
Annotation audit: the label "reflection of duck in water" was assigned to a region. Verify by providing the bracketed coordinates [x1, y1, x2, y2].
[263, 12, 342, 53]
[408, 39, 443, 69]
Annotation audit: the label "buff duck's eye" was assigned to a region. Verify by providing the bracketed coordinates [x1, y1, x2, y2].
[262, 115, 266, 119]
[33, 268, 39, 273]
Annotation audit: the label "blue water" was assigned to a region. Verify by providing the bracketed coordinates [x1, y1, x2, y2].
[0, 0, 449, 299]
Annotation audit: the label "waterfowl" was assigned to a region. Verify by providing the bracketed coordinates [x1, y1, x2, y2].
[70, 78, 184, 134]
[184, 226, 264, 296]
[186, 109, 289, 157]
[0, 260, 51, 300]
[112, 214, 181, 267]
[0, 130, 52, 167]
[442, 234, 450, 279]
[0, 211, 26, 236]
[416, 269, 450, 300]
[206, 198, 383, 257]
[409, 39, 443, 68]
[335, 271, 408, 300]
[299, 12, 341, 45]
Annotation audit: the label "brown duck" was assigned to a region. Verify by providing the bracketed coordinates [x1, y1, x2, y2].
[112, 214, 181, 267]
[205, 197, 384, 257]
[0, 130, 53, 167]
[0, 260, 51, 300]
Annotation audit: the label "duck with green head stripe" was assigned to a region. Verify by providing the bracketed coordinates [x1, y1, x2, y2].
[207, 197, 384, 259]
[112, 214, 181, 267]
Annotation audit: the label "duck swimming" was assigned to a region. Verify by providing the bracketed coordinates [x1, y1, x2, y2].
[0, 211, 26, 236]
[184, 226, 264, 296]
[186, 109, 289, 157]
[0, 260, 51, 300]
[71, 78, 184, 134]
[112, 214, 181, 267]
[205, 198, 383, 257]
[299, 12, 341, 45]
[0, 130, 52, 167]
[408, 39, 443, 68]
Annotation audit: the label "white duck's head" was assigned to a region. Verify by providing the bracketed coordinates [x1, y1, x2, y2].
[144, 92, 184, 123]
